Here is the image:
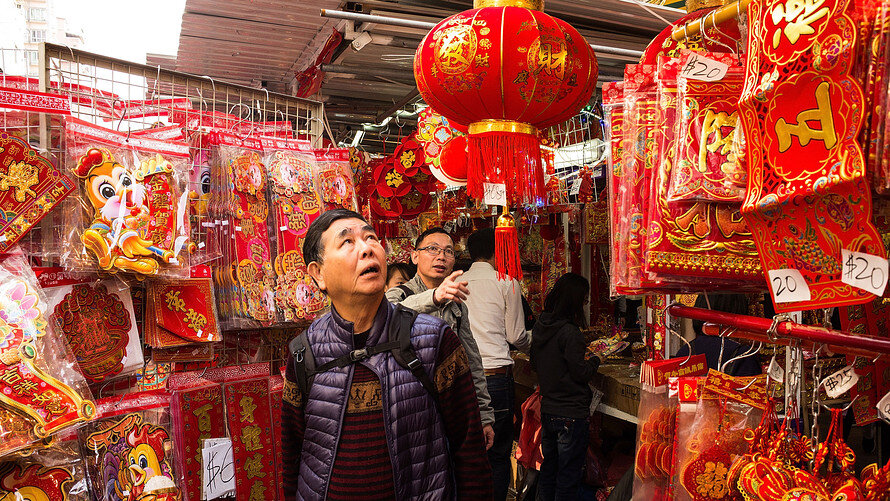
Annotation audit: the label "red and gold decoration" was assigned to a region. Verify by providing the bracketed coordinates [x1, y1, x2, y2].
[415, 0, 597, 207]
[0, 464, 74, 501]
[739, 0, 886, 311]
[170, 379, 226, 501]
[0, 132, 74, 253]
[225, 377, 276, 501]
[145, 278, 219, 348]
[416, 107, 468, 187]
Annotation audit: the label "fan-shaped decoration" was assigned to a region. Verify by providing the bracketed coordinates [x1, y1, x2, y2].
[416, 108, 469, 187]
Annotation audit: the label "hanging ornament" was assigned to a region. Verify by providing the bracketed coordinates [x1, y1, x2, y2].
[495, 207, 522, 280]
[414, 0, 598, 207]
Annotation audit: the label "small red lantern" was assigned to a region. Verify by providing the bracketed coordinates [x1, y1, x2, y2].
[414, 0, 598, 207]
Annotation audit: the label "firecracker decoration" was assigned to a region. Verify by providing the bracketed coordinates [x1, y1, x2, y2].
[0, 465, 73, 501]
[495, 208, 523, 280]
[0, 132, 74, 252]
[53, 283, 137, 384]
[414, 0, 598, 208]
[739, 0, 886, 312]
[0, 278, 95, 444]
[74, 147, 185, 276]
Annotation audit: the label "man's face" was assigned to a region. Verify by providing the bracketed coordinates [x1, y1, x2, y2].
[412, 232, 454, 284]
[307, 218, 386, 300]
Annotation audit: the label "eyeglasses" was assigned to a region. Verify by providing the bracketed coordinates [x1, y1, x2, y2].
[417, 245, 455, 258]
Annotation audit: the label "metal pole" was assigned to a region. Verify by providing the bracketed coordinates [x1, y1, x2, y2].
[668, 304, 890, 355]
[320, 9, 644, 59]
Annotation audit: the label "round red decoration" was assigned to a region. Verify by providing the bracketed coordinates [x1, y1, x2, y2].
[436, 135, 469, 186]
[414, 0, 597, 206]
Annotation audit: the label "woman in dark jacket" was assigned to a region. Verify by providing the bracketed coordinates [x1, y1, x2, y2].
[531, 273, 602, 501]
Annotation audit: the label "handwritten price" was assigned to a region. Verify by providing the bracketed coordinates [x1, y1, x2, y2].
[767, 269, 812, 304]
[483, 183, 507, 206]
[680, 53, 729, 82]
[821, 365, 858, 399]
[841, 249, 888, 296]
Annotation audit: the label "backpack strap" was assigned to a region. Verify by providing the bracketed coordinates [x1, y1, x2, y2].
[288, 333, 316, 398]
[390, 305, 439, 401]
[397, 284, 414, 298]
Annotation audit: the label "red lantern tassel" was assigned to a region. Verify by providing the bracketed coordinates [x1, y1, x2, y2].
[466, 123, 544, 206]
[495, 209, 523, 281]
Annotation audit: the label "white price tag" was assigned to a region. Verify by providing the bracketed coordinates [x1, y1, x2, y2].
[767, 269, 812, 303]
[234, 226, 242, 232]
[593, 166, 604, 177]
[280, 225, 288, 232]
[570, 177, 583, 196]
[198, 242, 206, 249]
[201, 222, 215, 228]
[822, 365, 859, 399]
[767, 356, 784, 383]
[680, 53, 729, 82]
[877, 390, 890, 422]
[483, 183, 507, 206]
[841, 249, 888, 296]
[201, 438, 235, 499]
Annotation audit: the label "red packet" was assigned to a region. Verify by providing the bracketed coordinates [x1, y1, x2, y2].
[225, 377, 277, 500]
[149, 278, 220, 344]
[170, 374, 226, 501]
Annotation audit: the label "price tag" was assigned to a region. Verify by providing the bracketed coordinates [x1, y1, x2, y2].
[280, 225, 288, 232]
[877, 390, 890, 422]
[589, 385, 604, 415]
[841, 249, 888, 296]
[767, 356, 784, 383]
[767, 269, 812, 303]
[201, 222, 215, 228]
[680, 53, 729, 82]
[483, 183, 507, 206]
[821, 365, 859, 399]
[570, 177, 583, 196]
[593, 166, 604, 177]
[202, 438, 235, 499]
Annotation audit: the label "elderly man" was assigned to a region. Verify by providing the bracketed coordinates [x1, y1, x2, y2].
[281, 209, 491, 500]
[385, 227, 496, 450]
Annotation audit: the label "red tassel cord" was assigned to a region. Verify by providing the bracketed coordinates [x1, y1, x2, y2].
[495, 210, 523, 281]
[467, 131, 545, 206]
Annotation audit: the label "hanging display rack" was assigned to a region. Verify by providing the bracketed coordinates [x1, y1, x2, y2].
[670, 0, 751, 41]
[668, 304, 890, 356]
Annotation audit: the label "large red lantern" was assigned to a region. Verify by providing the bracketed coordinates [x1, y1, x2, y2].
[414, 0, 598, 207]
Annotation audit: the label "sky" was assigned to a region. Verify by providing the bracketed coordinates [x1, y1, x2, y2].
[56, 0, 186, 63]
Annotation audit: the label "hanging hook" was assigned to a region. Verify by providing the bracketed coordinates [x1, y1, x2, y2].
[735, 374, 762, 392]
[668, 328, 694, 366]
[721, 340, 762, 373]
[820, 394, 860, 413]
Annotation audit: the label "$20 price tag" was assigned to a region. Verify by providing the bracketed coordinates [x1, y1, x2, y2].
[822, 365, 859, 399]
[483, 183, 507, 206]
[841, 249, 888, 296]
[767, 269, 812, 304]
[680, 53, 729, 82]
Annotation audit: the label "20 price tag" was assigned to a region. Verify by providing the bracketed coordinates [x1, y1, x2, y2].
[680, 53, 729, 82]
[483, 182, 507, 206]
[841, 249, 888, 296]
[877, 390, 890, 423]
[767, 269, 812, 303]
[821, 365, 859, 399]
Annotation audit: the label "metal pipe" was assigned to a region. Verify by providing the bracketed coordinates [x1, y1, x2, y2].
[320, 64, 415, 84]
[670, 0, 750, 41]
[669, 305, 890, 355]
[320, 9, 645, 59]
[702, 324, 881, 359]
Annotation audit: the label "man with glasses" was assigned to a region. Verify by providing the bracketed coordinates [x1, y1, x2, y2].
[386, 227, 496, 451]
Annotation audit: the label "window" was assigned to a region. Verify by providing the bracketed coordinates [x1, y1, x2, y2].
[29, 30, 45, 43]
[25, 50, 38, 65]
[28, 8, 46, 21]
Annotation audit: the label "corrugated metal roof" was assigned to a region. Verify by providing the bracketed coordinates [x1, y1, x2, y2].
[152, 0, 684, 151]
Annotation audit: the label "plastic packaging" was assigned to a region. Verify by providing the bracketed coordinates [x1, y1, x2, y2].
[0, 433, 90, 500]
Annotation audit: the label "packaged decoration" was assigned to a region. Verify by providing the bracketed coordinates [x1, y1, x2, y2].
[0, 253, 95, 458]
[315, 148, 358, 212]
[79, 391, 180, 501]
[262, 137, 327, 323]
[0, 433, 90, 500]
[185, 132, 222, 266]
[64, 118, 193, 278]
[633, 355, 708, 499]
[38, 268, 144, 385]
[603, 81, 626, 297]
[144, 273, 220, 349]
[214, 132, 277, 326]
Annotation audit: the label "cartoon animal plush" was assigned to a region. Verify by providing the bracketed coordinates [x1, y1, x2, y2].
[75, 148, 176, 275]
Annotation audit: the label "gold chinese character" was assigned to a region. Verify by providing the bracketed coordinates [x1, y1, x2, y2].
[241, 424, 263, 452]
[249, 482, 267, 501]
[771, 0, 830, 48]
[0, 161, 38, 202]
[12, 379, 38, 395]
[535, 43, 567, 80]
[193, 403, 213, 433]
[0, 368, 22, 385]
[243, 453, 267, 479]
[185, 309, 207, 333]
[775, 81, 836, 153]
[698, 110, 737, 173]
[164, 290, 186, 312]
[240, 396, 257, 423]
